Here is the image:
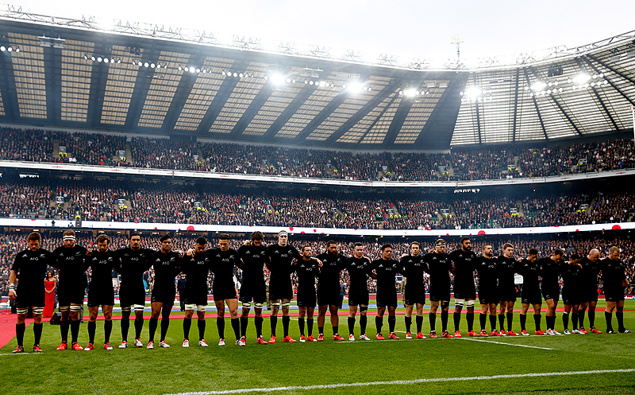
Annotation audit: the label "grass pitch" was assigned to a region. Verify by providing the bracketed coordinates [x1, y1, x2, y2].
[1, 299, 634, 394]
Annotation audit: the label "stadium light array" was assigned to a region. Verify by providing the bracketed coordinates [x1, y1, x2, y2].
[343, 80, 371, 94]
[132, 60, 167, 69]
[220, 70, 254, 78]
[0, 45, 19, 53]
[84, 54, 123, 64]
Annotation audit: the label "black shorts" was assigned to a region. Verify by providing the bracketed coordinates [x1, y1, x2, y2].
[377, 290, 398, 308]
[269, 279, 293, 301]
[429, 285, 451, 302]
[87, 286, 115, 307]
[297, 289, 317, 308]
[317, 286, 340, 306]
[119, 286, 146, 307]
[605, 287, 625, 302]
[348, 290, 369, 306]
[562, 287, 581, 306]
[58, 285, 85, 306]
[213, 284, 237, 301]
[499, 286, 517, 302]
[151, 286, 176, 305]
[478, 287, 499, 304]
[542, 287, 560, 302]
[403, 283, 426, 305]
[453, 286, 476, 300]
[239, 280, 267, 304]
[16, 287, 45, 309]
[521, 293, 542, 306]
[183, 289, 208, 306]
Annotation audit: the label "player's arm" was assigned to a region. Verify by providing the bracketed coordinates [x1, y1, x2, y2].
[8, 270, 17, 299]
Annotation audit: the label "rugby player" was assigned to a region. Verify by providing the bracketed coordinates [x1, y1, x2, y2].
[401, 241, 428, 339]
[475, 244, 499, 336]
[578, 249, 601, 333]
[316, 241, 348, 341]
[538, 249, 564, 336]
[370, 244, 401, 340]
[423, 239, 454, 338]
[497, 243, 518, 336]
[346, 243, 373, 341]
[296, 245, 319, 342]
[561, 254, 584, 335]
[516, 248, 544, 335]
[601, 246, 631, 334]
[180, 237, 212, 347]
[448, 237, 477, 337]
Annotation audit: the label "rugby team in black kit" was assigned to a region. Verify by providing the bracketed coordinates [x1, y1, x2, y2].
[8, 230, 632, 353]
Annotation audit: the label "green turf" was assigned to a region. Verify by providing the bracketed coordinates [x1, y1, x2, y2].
[2, 299, 634, 394]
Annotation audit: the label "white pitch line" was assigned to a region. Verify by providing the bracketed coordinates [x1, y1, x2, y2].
[458, 337, 554, 350]
[169, 369, 635, 395]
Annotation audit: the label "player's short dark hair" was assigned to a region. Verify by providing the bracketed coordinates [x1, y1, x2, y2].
[570, 253, 581, 260]
[196, 237, 207, 245]
[460, 237, 470, 244]
[96, 234, 110, 244]
[381, 244, 392, 251]
[251, 231, 264, 241]
[435, 239, 446, 246]
[218, 233, 230, 241]
[553, 249, 564, 257]
[27, 232, 41, 242]
[503, 243, 513, 250]
[302, 245, 312, 251]
[327, 240, 337, 247]
[353, 242, 363, 248]
[160, 234, 171, 243]
[528, 248, 538, 256]
[130, 232, 141, 239]
[410, 241, 420, 248]
[63, 229, 76, 237]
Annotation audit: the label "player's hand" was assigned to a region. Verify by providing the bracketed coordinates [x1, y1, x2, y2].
[9, 288, 17, 300]
[85, 250, 92, 256]
[186, 248, 194, 257]
[244, 240, 251, 246]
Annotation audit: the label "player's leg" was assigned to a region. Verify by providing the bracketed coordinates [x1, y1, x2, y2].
[489, 303, 498, 334]
[197, 306, 208, 346]
[465, 299, 476, 335]
[498, 300, 506, 333]
[253, 302, 266, 343]
[103, 305, 114, 348]
[87, 306, 99, 349]
[571, 304, 580, 332]
[430, 300, 440, 336]
[215, 299, 225, 344]
[133, 304, 145, 346]
[14, 306, 28, 352]
[68, 302, 83, 349]
[329, 304, 342, 340]
[415, 303, 425, 338]
[281, 298, 295, 342]
[479, 300, 489, 335]
[317, 304, 327, 339]
[183, 305, 195, 346]
[159, 303, 173, 346]
[387, 305, 398, 339]
[376, 305, 386, 339]
[31, 306, 44, 352]
[404, 303, 414, 337]
[298, 306, 306, 340]
[119, 304, 132, 348]
[149, 302, 162, 346]
[589, 300, 599, 332]
[269, 298, 280, 342]
[226, 298, 241, 344]
[440, 300, 452, 337]
[58, 303, 71, 350]
[505, 300, 516, 334]
[240, 296, 251, 340]
[307, 306, 316, 340]
[454, 298, 464, 336]
[348, 304, 357, 339]
[579, 301, 588, 331]
[616, 300, 629, 333]
[533, 303, 543, 334]
[605, 300, 616, 333]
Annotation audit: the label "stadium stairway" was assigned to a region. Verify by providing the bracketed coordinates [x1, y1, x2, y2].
[52, 139, 60, 158]
[124, 142, 133, 165]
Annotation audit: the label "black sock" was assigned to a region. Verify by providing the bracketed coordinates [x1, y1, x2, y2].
[489, 315, 496, 331]
[534, 314, 542, 331]
[255, 316, 263, 337]
[498, 314, 505, 331]
[198, 319, 206, 340]
[520, 314, 527, 330]
[88, 321, 96, 344]
[359, 316, 366, 335]
[34, 323, 43, 346]
[441, 310, 448, 331]
[572, 312, 579, 330]
[388, 316, 396, 333]
[416, 316, 423, 333]
[216, 317, 224, 339]
[605, 311, 613, 331]
[506, 312, 513, 332]
[589, 308, 596, 328]
[562, 312, 569, 331]
[61, 320, 69, 343]
[307, 318, 314, 336]
[149, 317, 158, 342]
[121, 311, 130, 342]
[183, 318, 191, 340]
[231, 318, 240, 340]
[453, 312, 461, 332]
[16, 323, 25, 346]
[405, 316, 412, 333]
[282, 316, 290, 337]
[466, 312, 474, 332]
[549, 315, 556, 330]
[616, 312, 624, 331]
[318, 326, 324, 335]
[134, 315, 143, 339]
[71, 321, 80, 344]
[578, 309, 586, 328]
[480, 313, 487, 331]
[348, 317, 355, 335]
[270, 316, 277, 337]
[160, 316, 170, 342]
[333, 325, 339, 336]
[375, 316, 383, 333]
[429, 313, 436, 332]
[240, 317, 249, 337]
[104, 320, 112, 343]
[299, 318, 305, 336]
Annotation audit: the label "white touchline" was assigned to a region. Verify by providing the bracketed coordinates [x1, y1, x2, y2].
[458, 337, 555, 350]
[169, 369, 635, 395]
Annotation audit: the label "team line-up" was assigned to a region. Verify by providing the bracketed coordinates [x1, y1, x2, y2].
[8, 229, 632, 354]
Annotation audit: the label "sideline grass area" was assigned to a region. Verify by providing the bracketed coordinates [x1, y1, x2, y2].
[1, 300, 634, 395]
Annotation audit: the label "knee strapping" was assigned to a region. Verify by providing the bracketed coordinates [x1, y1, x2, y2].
[242, 302, 251, 309]
[466, 300, 475, 308]
[271, 302, 281, 307]
[133, 304, 145, 312]
[254, 303, 264, 309]
[360, 306, 368, 313]
[455, 299, 465, 307]
[121, 306, 132, 312]
[281, 302, 290, 308]
[33, 307, 44, 315]
[17, 307, 28, 315]
[196, 305, 206, 312]
[70, 305, 82, 312]
[59, 305, 70, 312]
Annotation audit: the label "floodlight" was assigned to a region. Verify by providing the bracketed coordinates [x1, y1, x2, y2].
[7, 46, 12, 52]
[269, 73, 285, 86]
[150, 63, 155, 68]
[403, 88, 417, 97]
[97, 57, 102, 62]
[144, 62, 149, 67]
[14, 46, 19, 53]
[530, 81, 547, 91]
[573, 73, 591, 85]
[464, 86, 482, 100]
[104, 58, 109, 63]
[233, 72, 237, 77]
[347, 80, 364, 93]
[189, 66, 196, 73]
[1, 46, 6, 52]
[91, 56, 96, 61]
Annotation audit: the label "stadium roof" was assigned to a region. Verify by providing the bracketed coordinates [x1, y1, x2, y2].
[0, 11, 634, 151]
